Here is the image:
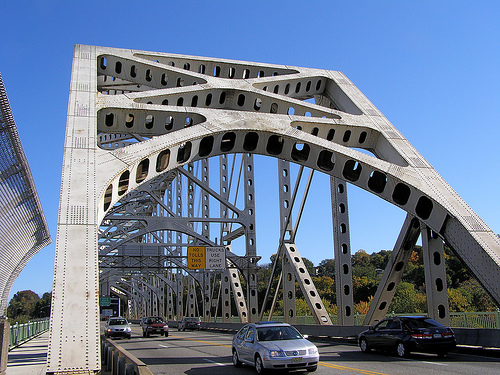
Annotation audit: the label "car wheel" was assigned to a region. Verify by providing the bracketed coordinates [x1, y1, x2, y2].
[359, 338, 371, 353]
[142, 330, 146, 338]
[232, 349, 242, 368]
[146, 331, 150, 338]
[255, 355, 266, 374]
[396, 341, 408, 358]
[306, 365, 318, 372]
[165, 332, 169, 337]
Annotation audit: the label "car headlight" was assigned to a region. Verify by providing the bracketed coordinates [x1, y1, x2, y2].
[125, 327, 131, 332]
[308, 347, 318, 355]
[269, 350, 285, 357]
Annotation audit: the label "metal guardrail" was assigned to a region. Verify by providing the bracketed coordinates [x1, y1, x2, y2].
[214, 311, 500, 329]
[449, 311, 500, 329]
[9, 318, 50, 349]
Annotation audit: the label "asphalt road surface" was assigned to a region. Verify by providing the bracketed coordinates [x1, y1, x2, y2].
[109, 324, 500, 375]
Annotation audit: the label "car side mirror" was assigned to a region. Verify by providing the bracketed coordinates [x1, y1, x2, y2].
[369, 326, 375, 331]
[245, 334, 254, 343]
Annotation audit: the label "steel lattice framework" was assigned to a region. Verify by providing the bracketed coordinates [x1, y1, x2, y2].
[48, 45, 500, 374]
[0, 73, 51, 317]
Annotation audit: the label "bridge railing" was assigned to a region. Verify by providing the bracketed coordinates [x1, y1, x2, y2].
[101, 336, 153, 375]
[449, 311, 500, 329]
[9, 318, 50, 349]
[216, 311, 500, 328]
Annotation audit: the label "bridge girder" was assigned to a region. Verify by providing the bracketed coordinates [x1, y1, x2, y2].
[48, 45, 500, 374]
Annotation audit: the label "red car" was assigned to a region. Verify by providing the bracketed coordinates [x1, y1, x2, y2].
[141, 316, 169, 337]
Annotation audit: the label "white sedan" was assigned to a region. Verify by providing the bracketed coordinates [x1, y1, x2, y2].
[232, 321, 319, 374]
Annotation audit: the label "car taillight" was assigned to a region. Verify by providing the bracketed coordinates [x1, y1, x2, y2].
[442, 332, 455, 338]
[411, 333, 433, 339]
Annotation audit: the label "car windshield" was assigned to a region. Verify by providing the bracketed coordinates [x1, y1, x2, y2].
[405, 318, 443, 329]
[149, 317, 165, 323]
[257, 326, 303, 341]
[109, 319, 127, 325]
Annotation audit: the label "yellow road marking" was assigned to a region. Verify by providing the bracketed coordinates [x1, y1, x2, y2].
[319, 361, 391, 375]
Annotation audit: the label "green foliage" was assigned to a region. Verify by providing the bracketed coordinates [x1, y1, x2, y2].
[317, 259, 335, 278]
[353, 276, 378, 303]
[34, 292, 52, 318]
[389, 282, 427, 313]
[295, 298, 310, 315]
[311, 276, 335, 302]
[457, 279, 497, 312]
[256, 245, 496, 317]
[7, 290, 51, 323]
[448, 288, 470, 312]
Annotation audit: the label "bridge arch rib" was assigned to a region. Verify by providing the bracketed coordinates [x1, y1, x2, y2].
[48, 45, 500, 374]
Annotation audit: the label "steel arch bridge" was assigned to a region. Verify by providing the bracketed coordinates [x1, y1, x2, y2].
[48, 45, 500, 374]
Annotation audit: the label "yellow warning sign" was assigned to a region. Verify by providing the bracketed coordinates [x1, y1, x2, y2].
[187, 246, 205, 269]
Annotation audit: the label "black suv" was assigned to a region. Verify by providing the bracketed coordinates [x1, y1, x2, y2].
[358, 316, 456, 357]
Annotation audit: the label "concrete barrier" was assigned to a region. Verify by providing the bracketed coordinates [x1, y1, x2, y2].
[101, 336, 154, 375]
[453, 328, 500, 348]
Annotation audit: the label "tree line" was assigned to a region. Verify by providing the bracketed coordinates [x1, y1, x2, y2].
[7, 244, 497, 323]
[7, 291, 51, 323]
[256, 244, 497, 316]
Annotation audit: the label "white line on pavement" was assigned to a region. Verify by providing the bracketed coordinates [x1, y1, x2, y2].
[203, 358, 226, 366]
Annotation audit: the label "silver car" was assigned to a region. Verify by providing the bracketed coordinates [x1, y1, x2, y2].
[104, 317, 131, 339]
[232, 322, 319, 373]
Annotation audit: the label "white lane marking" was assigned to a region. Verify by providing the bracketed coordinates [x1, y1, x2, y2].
[422, 361, 448, 366]
[203, 358, 226, 366]
[159, 344, 169, 348]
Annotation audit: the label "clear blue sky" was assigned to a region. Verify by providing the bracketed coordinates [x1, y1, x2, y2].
[2, 1, 499, 299]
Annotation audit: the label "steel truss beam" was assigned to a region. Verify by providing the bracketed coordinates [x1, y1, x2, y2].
[283, 243, 333, 325]
[50, 45, 500, 374]
[98, 156, 258, 324]
[331, 177, 354, 325]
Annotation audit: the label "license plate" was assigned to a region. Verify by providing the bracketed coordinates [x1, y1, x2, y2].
[433, 333, 442, 338]
[292, 357, 303, 363]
